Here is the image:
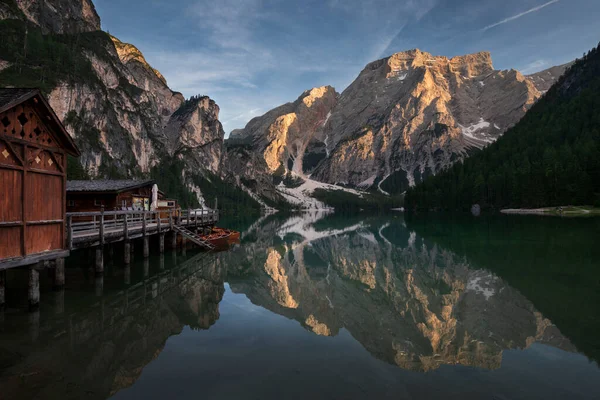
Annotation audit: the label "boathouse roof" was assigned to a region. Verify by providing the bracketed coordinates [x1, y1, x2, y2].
[0, 88, 80, 156]
[67, 179, 156, 193]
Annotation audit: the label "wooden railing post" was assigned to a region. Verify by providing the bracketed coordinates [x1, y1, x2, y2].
[187, 209, 191, 226]
[169, 209, 173, 230]
[67, 215, 73, 251]
[124, 213, 129, 240]
[142, 211, 147, 236]
[157, 211, 161, 233]
[99, 207, 105, 246]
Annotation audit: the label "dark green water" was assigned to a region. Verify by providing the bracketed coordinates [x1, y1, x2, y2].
[0, 212, 599, 399]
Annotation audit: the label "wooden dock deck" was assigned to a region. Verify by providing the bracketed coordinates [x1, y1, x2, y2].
[67, 209, 219, 250]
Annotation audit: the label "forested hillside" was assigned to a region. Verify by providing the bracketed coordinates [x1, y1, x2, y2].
[405, 42, 600, 211]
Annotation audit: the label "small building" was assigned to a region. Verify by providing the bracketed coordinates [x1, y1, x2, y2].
[0, 88, 80, 270]
[66, 180, 177, 212]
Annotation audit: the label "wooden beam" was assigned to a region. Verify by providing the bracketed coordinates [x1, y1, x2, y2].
[22, 144, 27, 257]
[67, 215, 73, 251]
[0, 250, 70, 271]
[99, 208, 105, 246]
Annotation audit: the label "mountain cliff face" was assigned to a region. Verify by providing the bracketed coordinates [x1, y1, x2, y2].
[0, 0, 100, 34]
[229, 86, 338, 176]
[0, 0, 229, 207]
[236, 50, 568, 195]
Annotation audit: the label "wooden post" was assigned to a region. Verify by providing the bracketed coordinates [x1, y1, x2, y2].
[0, 270, 6, 309]
[171, 232, 177, 249]
[95, 275, 104, 297]
[187, 209, 191, 226]
[54, 258, 65, 289]
[99, 207, 105, 246]
[28, 266, 40, 310]
[95, 247, 104, 275]
[124, 241, 131, 264]
[159, 254, 165, 270]
[124, 213, 129, 240]
[169, 210, 173, 230]
[143, 236, 150, 258]
[159, 233, 165, 253]
[67, 215, 73, 251]
[142, 211, 147, 236]
[143, 258, 150, 278]
[157, 211, 162, 234]
[124, 265, 131, 286]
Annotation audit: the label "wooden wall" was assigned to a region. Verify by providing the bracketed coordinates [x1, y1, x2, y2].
[67, 186, 164, 213]
[0, 101, 67, 261]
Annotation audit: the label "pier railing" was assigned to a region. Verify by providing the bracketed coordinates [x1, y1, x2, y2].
[66, 209, 219, 249]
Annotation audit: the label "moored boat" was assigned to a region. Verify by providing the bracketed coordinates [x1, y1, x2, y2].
[201, 227, 240, 248]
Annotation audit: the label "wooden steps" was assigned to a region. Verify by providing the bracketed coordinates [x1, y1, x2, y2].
[173, 226, 215, 250]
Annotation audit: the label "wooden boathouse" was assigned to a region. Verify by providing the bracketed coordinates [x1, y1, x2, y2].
[0, 89, 221, 312]
[0, 88, 80, 271]
[66, 179, 177, 213]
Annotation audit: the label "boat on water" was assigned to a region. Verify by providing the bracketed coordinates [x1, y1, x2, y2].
[201, 227, 240, 248]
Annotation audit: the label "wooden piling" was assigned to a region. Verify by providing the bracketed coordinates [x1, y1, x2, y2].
[124, 265, 131, 286]
[95, 275, 103, 297]
[124, 241, 131, 264]
[28, 266, 40, 310]
[171, 232, 177, 249]
[143, 258, 150, 278]
[143, 236, 150, 258]
[159, 234, 165, 253]
[54, 258, 65, 289]
[0, 270, 6, 309]
[95, 247, 104, 275]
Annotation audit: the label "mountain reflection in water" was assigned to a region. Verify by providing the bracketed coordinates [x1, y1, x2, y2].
[0, 212, 598, 400]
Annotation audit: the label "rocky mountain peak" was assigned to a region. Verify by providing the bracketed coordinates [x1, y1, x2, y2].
[6, 0, 101, 34]
[300, 85, 337, 108]
[111, 36, 168, 86]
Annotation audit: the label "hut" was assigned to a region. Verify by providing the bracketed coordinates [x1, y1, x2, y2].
[0, 88, 80, 270]
[66, 180, 177, 212]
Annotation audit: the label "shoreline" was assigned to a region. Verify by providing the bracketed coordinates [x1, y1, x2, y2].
[501, 206, 599, 216]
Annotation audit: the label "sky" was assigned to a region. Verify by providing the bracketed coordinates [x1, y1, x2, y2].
[95, 0, 600, 135]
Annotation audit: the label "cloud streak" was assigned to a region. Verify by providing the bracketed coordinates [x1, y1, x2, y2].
[482, 0, 559, 31]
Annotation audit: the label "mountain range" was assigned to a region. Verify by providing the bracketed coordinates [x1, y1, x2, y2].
[0, 0, 575, 211]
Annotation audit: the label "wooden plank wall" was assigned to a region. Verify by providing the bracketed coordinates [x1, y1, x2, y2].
[0, 100, 67, 261]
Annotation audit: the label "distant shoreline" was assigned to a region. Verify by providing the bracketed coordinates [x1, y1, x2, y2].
[501, 206, 599, 216]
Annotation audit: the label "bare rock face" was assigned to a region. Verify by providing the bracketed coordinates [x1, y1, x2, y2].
[1, 0, 227, 205]
[12, 0, 101, 34]
[232, 86, 338, 175]
[237, 50, 551, 194]
[311, 49, 541, 191]
[526, 62, 573, 93]
[163, 96, 225, 174]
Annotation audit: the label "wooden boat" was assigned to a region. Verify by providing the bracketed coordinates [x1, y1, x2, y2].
[201, 227, 240, 248]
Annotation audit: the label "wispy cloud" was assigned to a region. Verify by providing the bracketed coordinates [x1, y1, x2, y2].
[482, 0, 560, 32]
[520, 59, 549, 74]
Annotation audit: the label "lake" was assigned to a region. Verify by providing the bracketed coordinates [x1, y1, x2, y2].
[0, 212, 599, 399]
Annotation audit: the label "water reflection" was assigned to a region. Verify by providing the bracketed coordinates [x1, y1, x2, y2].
[0, 212, 598, 400]
[0, 251, 223, 399]
[223, 212, 578, 372]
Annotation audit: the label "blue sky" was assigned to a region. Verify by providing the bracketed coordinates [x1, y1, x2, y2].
[95, 0, 600, 135]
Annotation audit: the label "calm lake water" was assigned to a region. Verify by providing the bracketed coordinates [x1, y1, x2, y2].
[0, 212, 599, 399]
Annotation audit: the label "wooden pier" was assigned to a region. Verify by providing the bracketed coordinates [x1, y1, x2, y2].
[67, 209, 219, 250]
[0, 208, 218, 311]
